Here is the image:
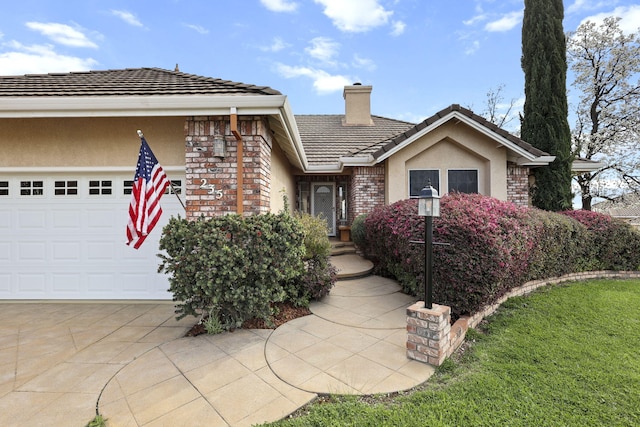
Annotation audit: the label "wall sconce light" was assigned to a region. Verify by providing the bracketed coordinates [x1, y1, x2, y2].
[213, 136, 226, 158]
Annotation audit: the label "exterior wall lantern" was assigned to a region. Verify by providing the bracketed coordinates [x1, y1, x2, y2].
[213, 136, 226, 158]
[418, 182, 440, 309]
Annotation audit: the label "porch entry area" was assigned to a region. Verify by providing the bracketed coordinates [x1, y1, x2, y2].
[297, 179, 349, 237]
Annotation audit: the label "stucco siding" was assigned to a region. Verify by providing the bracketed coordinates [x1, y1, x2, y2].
[0, 117, 185, 168]
[386, 121, 508, 204]
[270, 141, 295, 212]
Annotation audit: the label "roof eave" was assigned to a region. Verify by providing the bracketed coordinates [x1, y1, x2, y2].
[0, 94, 289, 118]
[571, 159, 607, 173]
[517, 156, 556, 167]
[339, 155, 375, 166]
[306, 164, 345, 173]
[274, 99, 309, 171]
[374, 111, 542, 163]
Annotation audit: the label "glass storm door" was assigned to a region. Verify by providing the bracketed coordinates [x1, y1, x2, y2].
[311, 183, 336, 236]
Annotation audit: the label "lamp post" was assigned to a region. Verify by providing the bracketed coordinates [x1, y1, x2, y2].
[418, 182, 440, 309]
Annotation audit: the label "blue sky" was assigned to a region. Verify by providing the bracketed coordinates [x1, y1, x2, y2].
[1, 0, 639, 128]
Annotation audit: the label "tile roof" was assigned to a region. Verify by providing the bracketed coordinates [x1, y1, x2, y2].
[0, 67, 281, 97]
[368, 104, 549, 160]
[294, 114, 415, 165]
[297, 104, 550, 167]
[594, 193, 640, 218]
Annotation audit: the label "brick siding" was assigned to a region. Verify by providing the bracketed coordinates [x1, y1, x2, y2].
[506, 162, 530, 207]
[350, 165, 385, 220]
[184, 116, 272, 220]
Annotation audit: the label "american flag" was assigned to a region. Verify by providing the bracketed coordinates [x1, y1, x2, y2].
[126, 136, 170, 249]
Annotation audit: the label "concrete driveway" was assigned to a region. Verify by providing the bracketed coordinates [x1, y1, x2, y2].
[0, 275, 434, 427]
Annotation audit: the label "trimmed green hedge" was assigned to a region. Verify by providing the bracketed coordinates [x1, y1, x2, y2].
[360, 193, 640, 319]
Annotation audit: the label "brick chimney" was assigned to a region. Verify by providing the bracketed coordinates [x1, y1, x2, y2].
[343, 83, 373, 126]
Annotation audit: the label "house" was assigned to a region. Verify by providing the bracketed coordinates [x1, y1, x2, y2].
[0, 67, 576, 300]
[593, 193, 640, 229]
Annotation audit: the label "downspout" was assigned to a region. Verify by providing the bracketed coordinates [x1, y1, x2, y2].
[230, 107, 243, 215]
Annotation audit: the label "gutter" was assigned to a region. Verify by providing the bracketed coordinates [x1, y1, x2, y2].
[230, 107, 243, 215]
[0, 95, 289, 118]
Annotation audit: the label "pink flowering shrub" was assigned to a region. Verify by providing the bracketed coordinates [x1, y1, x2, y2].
[362, 193, 640, 319]
[561, 210, 640, 270]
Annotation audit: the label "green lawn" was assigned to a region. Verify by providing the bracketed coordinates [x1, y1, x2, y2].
[263, 279, 640, 427]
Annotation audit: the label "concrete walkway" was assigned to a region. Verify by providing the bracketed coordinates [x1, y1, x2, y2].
[0, 258, 434, 427]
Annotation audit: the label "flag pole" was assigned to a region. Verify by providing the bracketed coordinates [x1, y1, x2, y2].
[136, 130, 186, 211]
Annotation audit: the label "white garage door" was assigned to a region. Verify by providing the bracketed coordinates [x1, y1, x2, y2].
[0, 172, 185, 300]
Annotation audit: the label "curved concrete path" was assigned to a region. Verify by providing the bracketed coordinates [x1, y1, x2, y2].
[0, 259, 434, 427]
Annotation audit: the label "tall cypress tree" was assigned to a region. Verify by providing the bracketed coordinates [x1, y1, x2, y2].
[521, 0, 573, 211]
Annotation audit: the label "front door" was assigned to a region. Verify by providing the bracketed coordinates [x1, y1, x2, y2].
[311, 183, 336, 236]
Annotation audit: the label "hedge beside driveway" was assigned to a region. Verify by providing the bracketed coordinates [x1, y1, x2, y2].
[360, 193, 640, 320]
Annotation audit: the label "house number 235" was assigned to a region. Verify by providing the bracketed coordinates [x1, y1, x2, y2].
[199, 179, 223, 199]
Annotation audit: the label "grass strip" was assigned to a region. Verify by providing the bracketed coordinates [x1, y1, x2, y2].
[264, 279, 640, 427]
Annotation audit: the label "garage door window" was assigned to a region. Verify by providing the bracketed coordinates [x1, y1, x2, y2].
[124, 179, 181, 195]
[89, 180, 113, 195]
[0, 181, 8, 196]
[167, 180, 181, 194]
[20, 180, 44, 196]
[54, 180, 78, 196]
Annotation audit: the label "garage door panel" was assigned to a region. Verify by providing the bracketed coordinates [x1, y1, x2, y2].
[0, 211, 10, 229]
[52, 241, 82, 261]
[18, 274, 46, 293]
[18, 241, 46, 261]
[0, 242, 9, 261]
[52, 273, 82, 293]
[87, 241, 117, 260]
[88, 274, 116, 294]
[0, 274, 9, 293]
[87, 208, 121, 230]
[52, 210, 82, 229]
[17, 210, 47, 229]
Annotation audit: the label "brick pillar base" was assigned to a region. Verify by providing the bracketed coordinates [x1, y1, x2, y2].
[406, 302, 451, 366]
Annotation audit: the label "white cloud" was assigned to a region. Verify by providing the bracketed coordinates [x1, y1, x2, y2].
[566, 0, 613, 15]
[314, 0, 393, 32]
[184, 24, 209, 35]
[465, 40, 480, 55]
[0, 42, 98, 75]
[275, 63, 352, 94]
[260, 0, 298, 13]
[390, 20, 406, 36]
[305, 37, 340, 64]
[25, 22, 97, 48]
[578, 5, 640, 34]
[260, 37, 290, 52]
[352, 54, 376, 71]
[111, 10, 143, 27]
[484, 10, 523, 32]
[463, 14, 487, 26]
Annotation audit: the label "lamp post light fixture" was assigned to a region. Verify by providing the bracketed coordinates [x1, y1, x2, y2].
[418, 182, 440, 309]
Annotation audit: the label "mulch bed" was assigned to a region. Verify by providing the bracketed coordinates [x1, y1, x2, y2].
[185, 302, 312, 337]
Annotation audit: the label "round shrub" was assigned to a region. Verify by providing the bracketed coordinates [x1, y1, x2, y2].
[158, 212, 305, 329]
